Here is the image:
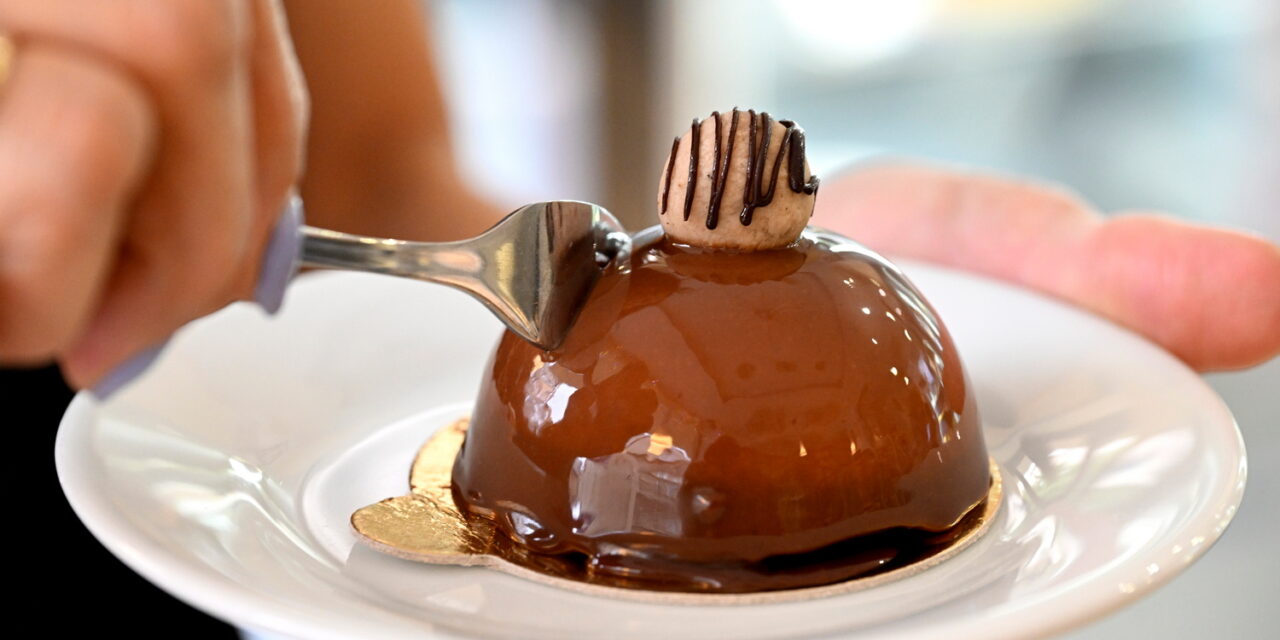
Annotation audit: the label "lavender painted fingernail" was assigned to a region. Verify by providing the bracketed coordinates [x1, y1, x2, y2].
[255, 194, 304, 314]
[90, 341, 168, 401]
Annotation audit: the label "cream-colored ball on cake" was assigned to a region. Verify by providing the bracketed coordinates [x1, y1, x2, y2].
[657, 109, 819, 251]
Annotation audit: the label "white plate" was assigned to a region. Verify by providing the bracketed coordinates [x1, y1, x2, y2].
[56, 264, 1246, 640]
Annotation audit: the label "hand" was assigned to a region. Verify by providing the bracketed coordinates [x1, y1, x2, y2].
[814, 162, 1280, 371]
[0, 0, 308, 387]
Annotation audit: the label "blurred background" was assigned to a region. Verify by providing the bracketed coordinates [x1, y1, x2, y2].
[19, 0, 1275, 637]
[429, 0, 1278, 637]
[434, 0, 1279, 239]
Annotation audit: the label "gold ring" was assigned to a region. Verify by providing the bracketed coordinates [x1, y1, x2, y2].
[0, 34, 14, 91]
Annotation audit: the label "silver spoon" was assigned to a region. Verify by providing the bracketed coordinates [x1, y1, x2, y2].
[298, 201, 631, 350]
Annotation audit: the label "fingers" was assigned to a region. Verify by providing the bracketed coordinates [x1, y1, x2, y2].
[249, 0, 308, 207]
[3, 0, 259, 385]
[815, 162, 1280, 371]
[0, 44, 155, 362]
[1085, 214, 1280, 370]
[224, 0, 309, 298]
[815, 163, 1103, 289]
[2, 0, 308, 386]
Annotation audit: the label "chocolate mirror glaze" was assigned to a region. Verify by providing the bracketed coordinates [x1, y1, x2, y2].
[450, 228, 991, 593]
[660, 109, 822, 230]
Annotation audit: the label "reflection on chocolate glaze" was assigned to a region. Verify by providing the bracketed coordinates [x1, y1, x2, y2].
[660, 109, 822, 230]
[450, 232, 990, 593]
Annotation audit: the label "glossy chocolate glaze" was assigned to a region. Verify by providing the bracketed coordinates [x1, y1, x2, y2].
[450, 229, 991, 593]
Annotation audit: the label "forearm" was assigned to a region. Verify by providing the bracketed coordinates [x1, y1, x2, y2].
[283, 0, 501, 241]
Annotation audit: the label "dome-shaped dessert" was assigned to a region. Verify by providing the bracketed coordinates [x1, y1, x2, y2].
[450, 110, 992, 593]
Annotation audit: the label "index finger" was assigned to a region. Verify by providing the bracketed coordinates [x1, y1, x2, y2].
[814, 162, 1280, 371]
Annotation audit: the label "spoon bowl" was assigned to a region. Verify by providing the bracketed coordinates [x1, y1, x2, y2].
[299, 201, 630, 349]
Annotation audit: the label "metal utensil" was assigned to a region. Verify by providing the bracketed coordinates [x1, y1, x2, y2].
[298, 201, 630, 350]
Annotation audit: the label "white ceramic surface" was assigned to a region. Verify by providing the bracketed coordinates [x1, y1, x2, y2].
[56, 265, 1246, 640]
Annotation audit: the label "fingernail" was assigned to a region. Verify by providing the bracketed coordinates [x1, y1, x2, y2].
[255, 194, 305, 314]
[90, 341, 168, 401]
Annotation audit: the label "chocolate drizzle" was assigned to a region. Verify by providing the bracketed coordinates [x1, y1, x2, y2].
[706, 109, 737, 230]
[659, 109, 821, 230]
[682, 117, 701, 221]
[659, 136, 679, 214]
[740, 111, 820, 226]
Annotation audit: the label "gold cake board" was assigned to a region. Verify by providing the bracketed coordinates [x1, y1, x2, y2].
[352, 418, 1003, 605]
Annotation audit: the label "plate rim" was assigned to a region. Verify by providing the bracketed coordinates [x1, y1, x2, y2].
[55, 394, 456, 640]
[54, 267, 1249, 640]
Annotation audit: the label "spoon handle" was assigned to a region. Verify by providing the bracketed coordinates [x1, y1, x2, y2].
[299, 225, 486, 289]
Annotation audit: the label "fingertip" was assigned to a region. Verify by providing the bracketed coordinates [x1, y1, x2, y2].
[1086, 214, 1280, 371]
[57, 331, 112, 392]
[1190, 229, 1280, 370]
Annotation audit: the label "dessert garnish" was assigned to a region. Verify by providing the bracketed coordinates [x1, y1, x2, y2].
[659, 109, 819, 250]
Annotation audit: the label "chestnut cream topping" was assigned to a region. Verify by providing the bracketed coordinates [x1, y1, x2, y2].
[658, 109, 819, 250]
